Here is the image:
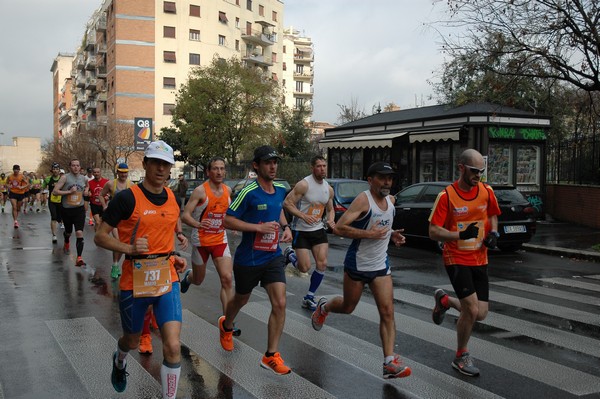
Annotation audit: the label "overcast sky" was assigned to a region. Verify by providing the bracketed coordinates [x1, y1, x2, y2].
[0, 0, 448, 144]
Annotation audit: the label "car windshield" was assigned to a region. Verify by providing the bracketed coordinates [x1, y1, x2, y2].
[337, 181, 369, 200]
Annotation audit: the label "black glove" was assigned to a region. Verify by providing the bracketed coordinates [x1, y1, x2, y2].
[459, 222, 479, 240]
[483, 231, 500, 248]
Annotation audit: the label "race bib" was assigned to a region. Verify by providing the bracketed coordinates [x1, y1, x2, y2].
[204, 213, 225, 234]
[132, 256, 172, 298]
[66, 191, 83, 206]
[253, 229, 279, 252]
[456, 220, 485, 251]
[306, 203, 325, 219]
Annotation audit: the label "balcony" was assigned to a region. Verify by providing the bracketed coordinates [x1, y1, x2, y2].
[294, 53, 313, 63]
[293, 71, 313, 80]
[77, 93, 87, 104]
[85, 31, 96, 50]
[85, 77, 97, 89]
[85, 57, 97, 70]
[97, 92, 107, 102]
[76, 54, 85, 70]
[96, 14, 106, 32]
[85, 100, 97, 110]
[294, 89, 314, 97]
[76, 77, 86, 88]
[241, 28, 276, 47]
[96, 42, 107, 54]
[243, 52, 273, 67]
[98, 115, 108, 125]
[96, 65, 107, 78]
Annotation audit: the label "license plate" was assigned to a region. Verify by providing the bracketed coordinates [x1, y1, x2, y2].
[504, 225, 526, 234]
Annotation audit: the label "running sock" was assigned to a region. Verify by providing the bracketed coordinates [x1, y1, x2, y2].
[441, 294, 449, 309]
[384, 355, 395, 364]
[265, 351, 276, 357]
[456, 348, 468, 358]
[76, 237, 84, 256]
[308, 270, 325, 295]
[116, 344, 129, 368]
[161, 360, 181, 399]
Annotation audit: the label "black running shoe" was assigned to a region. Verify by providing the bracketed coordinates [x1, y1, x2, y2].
[111, 351, 129, 392]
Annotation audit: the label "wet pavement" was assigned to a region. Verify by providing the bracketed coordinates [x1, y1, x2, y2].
[0, 205, 599, 398]
[525, 219, 600, 261]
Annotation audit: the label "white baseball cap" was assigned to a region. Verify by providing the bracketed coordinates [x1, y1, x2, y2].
[145, 140, 175, 164]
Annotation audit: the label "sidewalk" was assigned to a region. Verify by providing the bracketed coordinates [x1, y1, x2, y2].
[524, 220, 600, 262]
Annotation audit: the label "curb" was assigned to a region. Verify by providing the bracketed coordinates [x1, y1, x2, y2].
[523, 243, 600, 262]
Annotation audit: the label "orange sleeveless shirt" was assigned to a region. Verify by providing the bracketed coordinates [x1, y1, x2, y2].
[431, 182, 500, 266]
[191, 181, 230, 247]
[118, 185, 180, 291]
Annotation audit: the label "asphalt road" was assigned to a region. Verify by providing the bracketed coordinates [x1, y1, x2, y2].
[0, 208, 599, 399]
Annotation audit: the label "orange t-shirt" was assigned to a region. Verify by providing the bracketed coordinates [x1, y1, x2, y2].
[118, 185, 181, 291]
[429, 182, 501, 266]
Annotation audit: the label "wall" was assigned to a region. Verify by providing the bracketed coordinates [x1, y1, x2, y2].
[546, 184, 600, 229]
[0, 137, 42, 174]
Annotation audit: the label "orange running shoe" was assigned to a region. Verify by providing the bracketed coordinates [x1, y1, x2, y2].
[260, 352, 291, 375]
[218, 316, 233, 351]
[383, 354, 412, 379]
[138, 333, 153, 354]
[76, 256, 85, 267]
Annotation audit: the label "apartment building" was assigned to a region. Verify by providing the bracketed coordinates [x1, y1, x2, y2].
[281, 26, 314, 122]
[50, 53, 76, 141]
[54, 0, 287, 150]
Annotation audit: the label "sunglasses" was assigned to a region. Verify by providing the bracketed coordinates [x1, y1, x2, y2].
[463, 164, 486, 175]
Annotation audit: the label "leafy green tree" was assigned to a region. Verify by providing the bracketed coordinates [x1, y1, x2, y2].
[171, 56, 282, 166]
[274, 105, 311, 158]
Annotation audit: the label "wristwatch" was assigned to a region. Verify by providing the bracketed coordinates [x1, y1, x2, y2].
[281, 224, 291, 230]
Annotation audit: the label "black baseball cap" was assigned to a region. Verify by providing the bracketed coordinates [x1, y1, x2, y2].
[253, 145, 281, 163]
[367, 162, 396, 177]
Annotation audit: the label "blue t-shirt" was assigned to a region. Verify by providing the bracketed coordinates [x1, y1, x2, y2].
[227, 179, 287, 266]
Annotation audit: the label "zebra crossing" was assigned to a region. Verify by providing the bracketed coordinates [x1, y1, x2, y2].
[38, 270, 600, 399]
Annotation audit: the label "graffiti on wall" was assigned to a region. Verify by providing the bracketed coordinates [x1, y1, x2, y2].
[524, 194, 544, 215]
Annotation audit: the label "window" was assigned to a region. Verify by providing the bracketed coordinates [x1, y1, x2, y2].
[283, 45, 286, 53]
[189, 5, 200, 17]
[219, 35, 226, 46]
[282, 62, 286, 71]
[259, 5, 264, 16]
[163, 1, 176, 13]
[189, 53, 200, 65]
[189, 29, 200, 41]
[236, 0, 240, 5]
[282, 79, 286, 86]
[218, 11, 228, 23]
[163, 51, 176, 63]
[235, 39, 240, 51]
[295, 81, 303, 92]
[272, 73, 278, 81]
[235, 17, 240, 28]
[295, 98, 304, 108]
[163, 77, 176, 89]
[163, 103, 175, 115]
[296, 64, 303, 73]
[163, 26, 175, 38]
[271, 52, 277, 62]
[246, 0, 252, 11]
[272, 10, 277, 22]
[246, 21, 252, 35]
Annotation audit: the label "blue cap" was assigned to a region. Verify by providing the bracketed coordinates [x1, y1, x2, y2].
[117, 163, 129, 172]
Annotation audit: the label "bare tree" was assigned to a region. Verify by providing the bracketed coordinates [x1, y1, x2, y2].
[337, 96, 367, 125]
[87, 120, 139, 176]
[436, 0, 600, 93]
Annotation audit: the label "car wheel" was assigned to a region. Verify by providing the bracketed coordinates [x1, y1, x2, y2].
[497, 243, 523, 252]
